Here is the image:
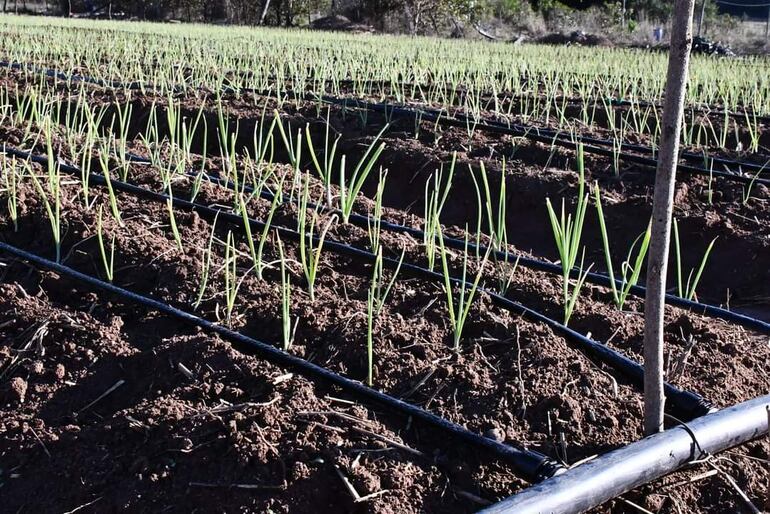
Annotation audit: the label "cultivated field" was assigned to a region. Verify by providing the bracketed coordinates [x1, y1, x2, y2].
[0, 15, 768, 513]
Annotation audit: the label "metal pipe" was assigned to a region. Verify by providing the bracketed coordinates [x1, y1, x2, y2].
[481, 394, 770, 514]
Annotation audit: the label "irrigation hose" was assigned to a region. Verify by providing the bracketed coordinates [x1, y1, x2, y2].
[0, 240, 564, 483]
[0, 144, 713, 421]
[480, 393, 770, 514]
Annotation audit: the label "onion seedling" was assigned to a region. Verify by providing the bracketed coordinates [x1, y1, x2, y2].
[366, 248, 405, 385]
[305, 108, 340, 207]
[370, 247, 405, 318]
[297, 175, 336, 302]
[424, 154, 455, 271]
[251, 109, 277, 166]
[545, 144, 592, 324]
[111, 102, 133, 180]
[274, 109, 302, 171]
[367, 168, 387, 256]
[166, 187, 184, 252]
[97, 148, 123, 226]
[741, 159, 769, 206]
[470, 160, 508, 252]
[223, 230, 249, 327]
[493, 248, 520, 297]
[194, 213, 219, 310]
[594, 184, 651, 310]
[28, 161, 62, 263]
[238, 171, 286, 280]
[276, 236, 296, 351]
[673, 219, 717, 302]
[1, 156, 19, 232]
[96, 205, 116, 282]
[438, 227, 491, 351]
[338, 125, 388, 223]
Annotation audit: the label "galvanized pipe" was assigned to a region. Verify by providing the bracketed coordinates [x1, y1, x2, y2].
[481, 394, 770, 514]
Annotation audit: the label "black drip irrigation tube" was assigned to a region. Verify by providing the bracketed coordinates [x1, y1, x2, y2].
[2, 60, 769, 187]
[0, 240, 562, 483]
[0, 144, 713, 421]
[123, 151, 770, 337]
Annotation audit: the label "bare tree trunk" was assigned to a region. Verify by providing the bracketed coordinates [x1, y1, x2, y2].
[643, 0, 696, 436]
[285, 0, 292, 26]
[697, 0, 707, 37]
[258, 0, 271, 25]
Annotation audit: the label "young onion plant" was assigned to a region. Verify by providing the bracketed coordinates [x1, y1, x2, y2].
[367, 168, 387, 256]
[276, 236, 297, 351]
[1, 156, 19, 232]
[672, 219, 717, 302]
[594, 184, 651, 311]
[97, 148, 123, 226]
[423, 154, 455, 271]
[28, 159, 63, 263]
[166, 187, 184, 252]
[297, 174, 336, 302]
[222, 230, 249, 327]
[338, 125, 388, 223]
[545, 144, 593, 325]
[96, 205, 116, 283]
[305, 108, 340, 207]
[238, 171, 286, 280]
[438, 227, 491, 351]
[366, 248, 405, 385]
[470, 159, 508, 252]
[194, 214, 219, 310]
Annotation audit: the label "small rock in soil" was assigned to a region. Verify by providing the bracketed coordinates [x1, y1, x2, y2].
[4, 377, 28, 404]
